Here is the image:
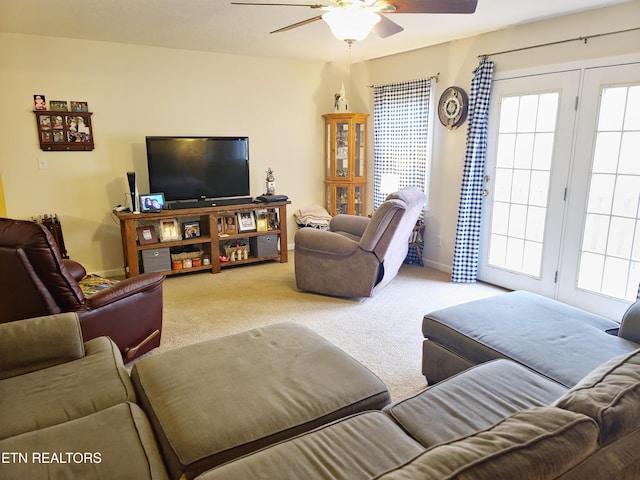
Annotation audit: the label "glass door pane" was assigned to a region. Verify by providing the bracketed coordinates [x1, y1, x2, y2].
[576, 84, 640, 301]
[335, 122, 349, 178]
[354, 184, 364, 216]
[354, 122, 365, 179]
[487, 92, 558, 277]
[336, 185, 348, 214]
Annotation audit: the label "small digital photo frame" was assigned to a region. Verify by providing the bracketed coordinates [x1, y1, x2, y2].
[140, 193, 165, 213]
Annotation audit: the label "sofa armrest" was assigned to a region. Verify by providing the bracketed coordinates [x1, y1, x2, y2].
[295, 228, 360, 256]
[0, 312, 85, 380]
[61, 259, 86, 282]
[619, 302, 640, 344]
[329, 215, 370, 239]
[84, 273, 164, 309]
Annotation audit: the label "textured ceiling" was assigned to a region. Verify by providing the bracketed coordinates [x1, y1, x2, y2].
[0, 0, 633, 63]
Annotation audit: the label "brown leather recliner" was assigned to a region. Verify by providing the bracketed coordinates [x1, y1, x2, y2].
[0, 217, 164, 362]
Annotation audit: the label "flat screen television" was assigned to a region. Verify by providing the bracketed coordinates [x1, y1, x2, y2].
[146, 136, 250, 204]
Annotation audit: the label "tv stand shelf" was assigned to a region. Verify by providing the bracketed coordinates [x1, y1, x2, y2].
[114, 201, 290, 277]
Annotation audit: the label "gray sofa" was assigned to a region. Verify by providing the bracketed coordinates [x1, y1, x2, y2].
[198, 351, 640, 479]
[4, 308, 640, 479]
[422, 290, 640, 386]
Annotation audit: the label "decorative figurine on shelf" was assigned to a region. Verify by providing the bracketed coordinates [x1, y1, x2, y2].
[333, 82, 350, 113]
[266, 168, 276, 195]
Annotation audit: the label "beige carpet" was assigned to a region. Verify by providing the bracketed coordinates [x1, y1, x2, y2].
[155, 256, 506, 401]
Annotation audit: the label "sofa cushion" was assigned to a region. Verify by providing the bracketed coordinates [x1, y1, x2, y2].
[0, 312, 84, 379]
[553, 348, 640, 445]
[0, 402, 168, 480]
[196, 411, 424, 480]
[0, 336, 136, 440]
[375, 407, 599, 480]
[132, 322, 390, 479]
[423, 290, 636, 387]
[387, 359, 567, 448]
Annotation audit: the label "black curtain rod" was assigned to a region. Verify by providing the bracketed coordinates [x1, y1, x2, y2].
[367, 73, 439, 88]
[479, 26, 640, 59]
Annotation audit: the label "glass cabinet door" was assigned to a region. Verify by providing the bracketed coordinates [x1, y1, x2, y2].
[354, 121, 365, 181]
[335, 121, 350, 179]
[354, 184, 365, 216]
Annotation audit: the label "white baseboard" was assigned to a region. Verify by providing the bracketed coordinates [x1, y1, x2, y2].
[423, 259, 452, 273]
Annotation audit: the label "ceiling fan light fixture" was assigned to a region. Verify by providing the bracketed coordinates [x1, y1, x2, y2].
[322, 8, 381, 43]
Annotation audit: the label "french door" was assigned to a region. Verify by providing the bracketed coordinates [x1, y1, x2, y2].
[479, 61, 640, 319]
[479, 70, 580, 298]
[558, 63, 640, 318]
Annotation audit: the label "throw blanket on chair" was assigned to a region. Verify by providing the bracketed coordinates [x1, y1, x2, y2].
[294, 204, 332, 230]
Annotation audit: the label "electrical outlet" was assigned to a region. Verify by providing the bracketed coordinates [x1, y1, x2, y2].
[436, 235, 442, 247]
[38, 157, 48, 169]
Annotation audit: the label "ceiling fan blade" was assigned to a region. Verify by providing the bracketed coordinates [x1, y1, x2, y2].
[374, 15, 404, 38]
[385, 0, 477, 14]
[270, 15, 323, 33]
[231, 2, 327, 8]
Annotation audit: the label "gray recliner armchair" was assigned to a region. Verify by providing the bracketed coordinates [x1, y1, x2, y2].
[294, 187, 426, 297]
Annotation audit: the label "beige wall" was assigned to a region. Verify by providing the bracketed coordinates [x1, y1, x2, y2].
[0, 34, 352, 275]
[1, 1, 639, 276]
[353, 1, 640, 271]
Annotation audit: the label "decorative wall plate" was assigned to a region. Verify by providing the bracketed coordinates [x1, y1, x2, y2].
[438, 86, 468, 130]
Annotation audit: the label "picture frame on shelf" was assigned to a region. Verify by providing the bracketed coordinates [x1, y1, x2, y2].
[223, 215, 237, 235]
[70, 101, 88, 112]
[237, 211, 256, 233]
[159, 218, 181, 242]
[266, 210, 279, 230]
[136, 225, 158, 245]
[182, 221, 201, 239]
[140, 193, 165, 213]
[49, 100, 69, 111]
[33, 94, 46, 111]
[256, 218, 268, 232]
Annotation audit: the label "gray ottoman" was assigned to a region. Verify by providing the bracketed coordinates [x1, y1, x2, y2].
[131, 322, 390, 480]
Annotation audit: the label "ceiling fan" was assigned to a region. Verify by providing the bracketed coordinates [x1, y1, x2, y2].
[231, 0, 478, 43]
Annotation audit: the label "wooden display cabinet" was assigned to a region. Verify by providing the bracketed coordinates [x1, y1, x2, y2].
[323, 113, 368, 216]
[34, 110, 94, 151]
[114, 200, 289, 277]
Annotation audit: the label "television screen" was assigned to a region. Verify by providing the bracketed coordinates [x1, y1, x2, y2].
[146, 136, 250, 203]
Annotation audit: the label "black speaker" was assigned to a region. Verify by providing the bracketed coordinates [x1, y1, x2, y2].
[126, 171, 139, 213]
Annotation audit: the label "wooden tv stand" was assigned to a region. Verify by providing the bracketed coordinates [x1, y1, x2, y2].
[115, 200, 290, 277]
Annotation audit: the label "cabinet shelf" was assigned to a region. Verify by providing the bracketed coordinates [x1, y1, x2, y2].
[220, 255, 281, 268]
[219, 230, 280, 242]
[137, 236, 212, 250]
[159, 264, 214, 276]
[115, 201, 289, 277]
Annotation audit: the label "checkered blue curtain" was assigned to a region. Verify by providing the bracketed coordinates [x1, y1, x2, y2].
[373, 78, 433, 264]
[451, 58, 495, 282]
[373, 78, 433, 208]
